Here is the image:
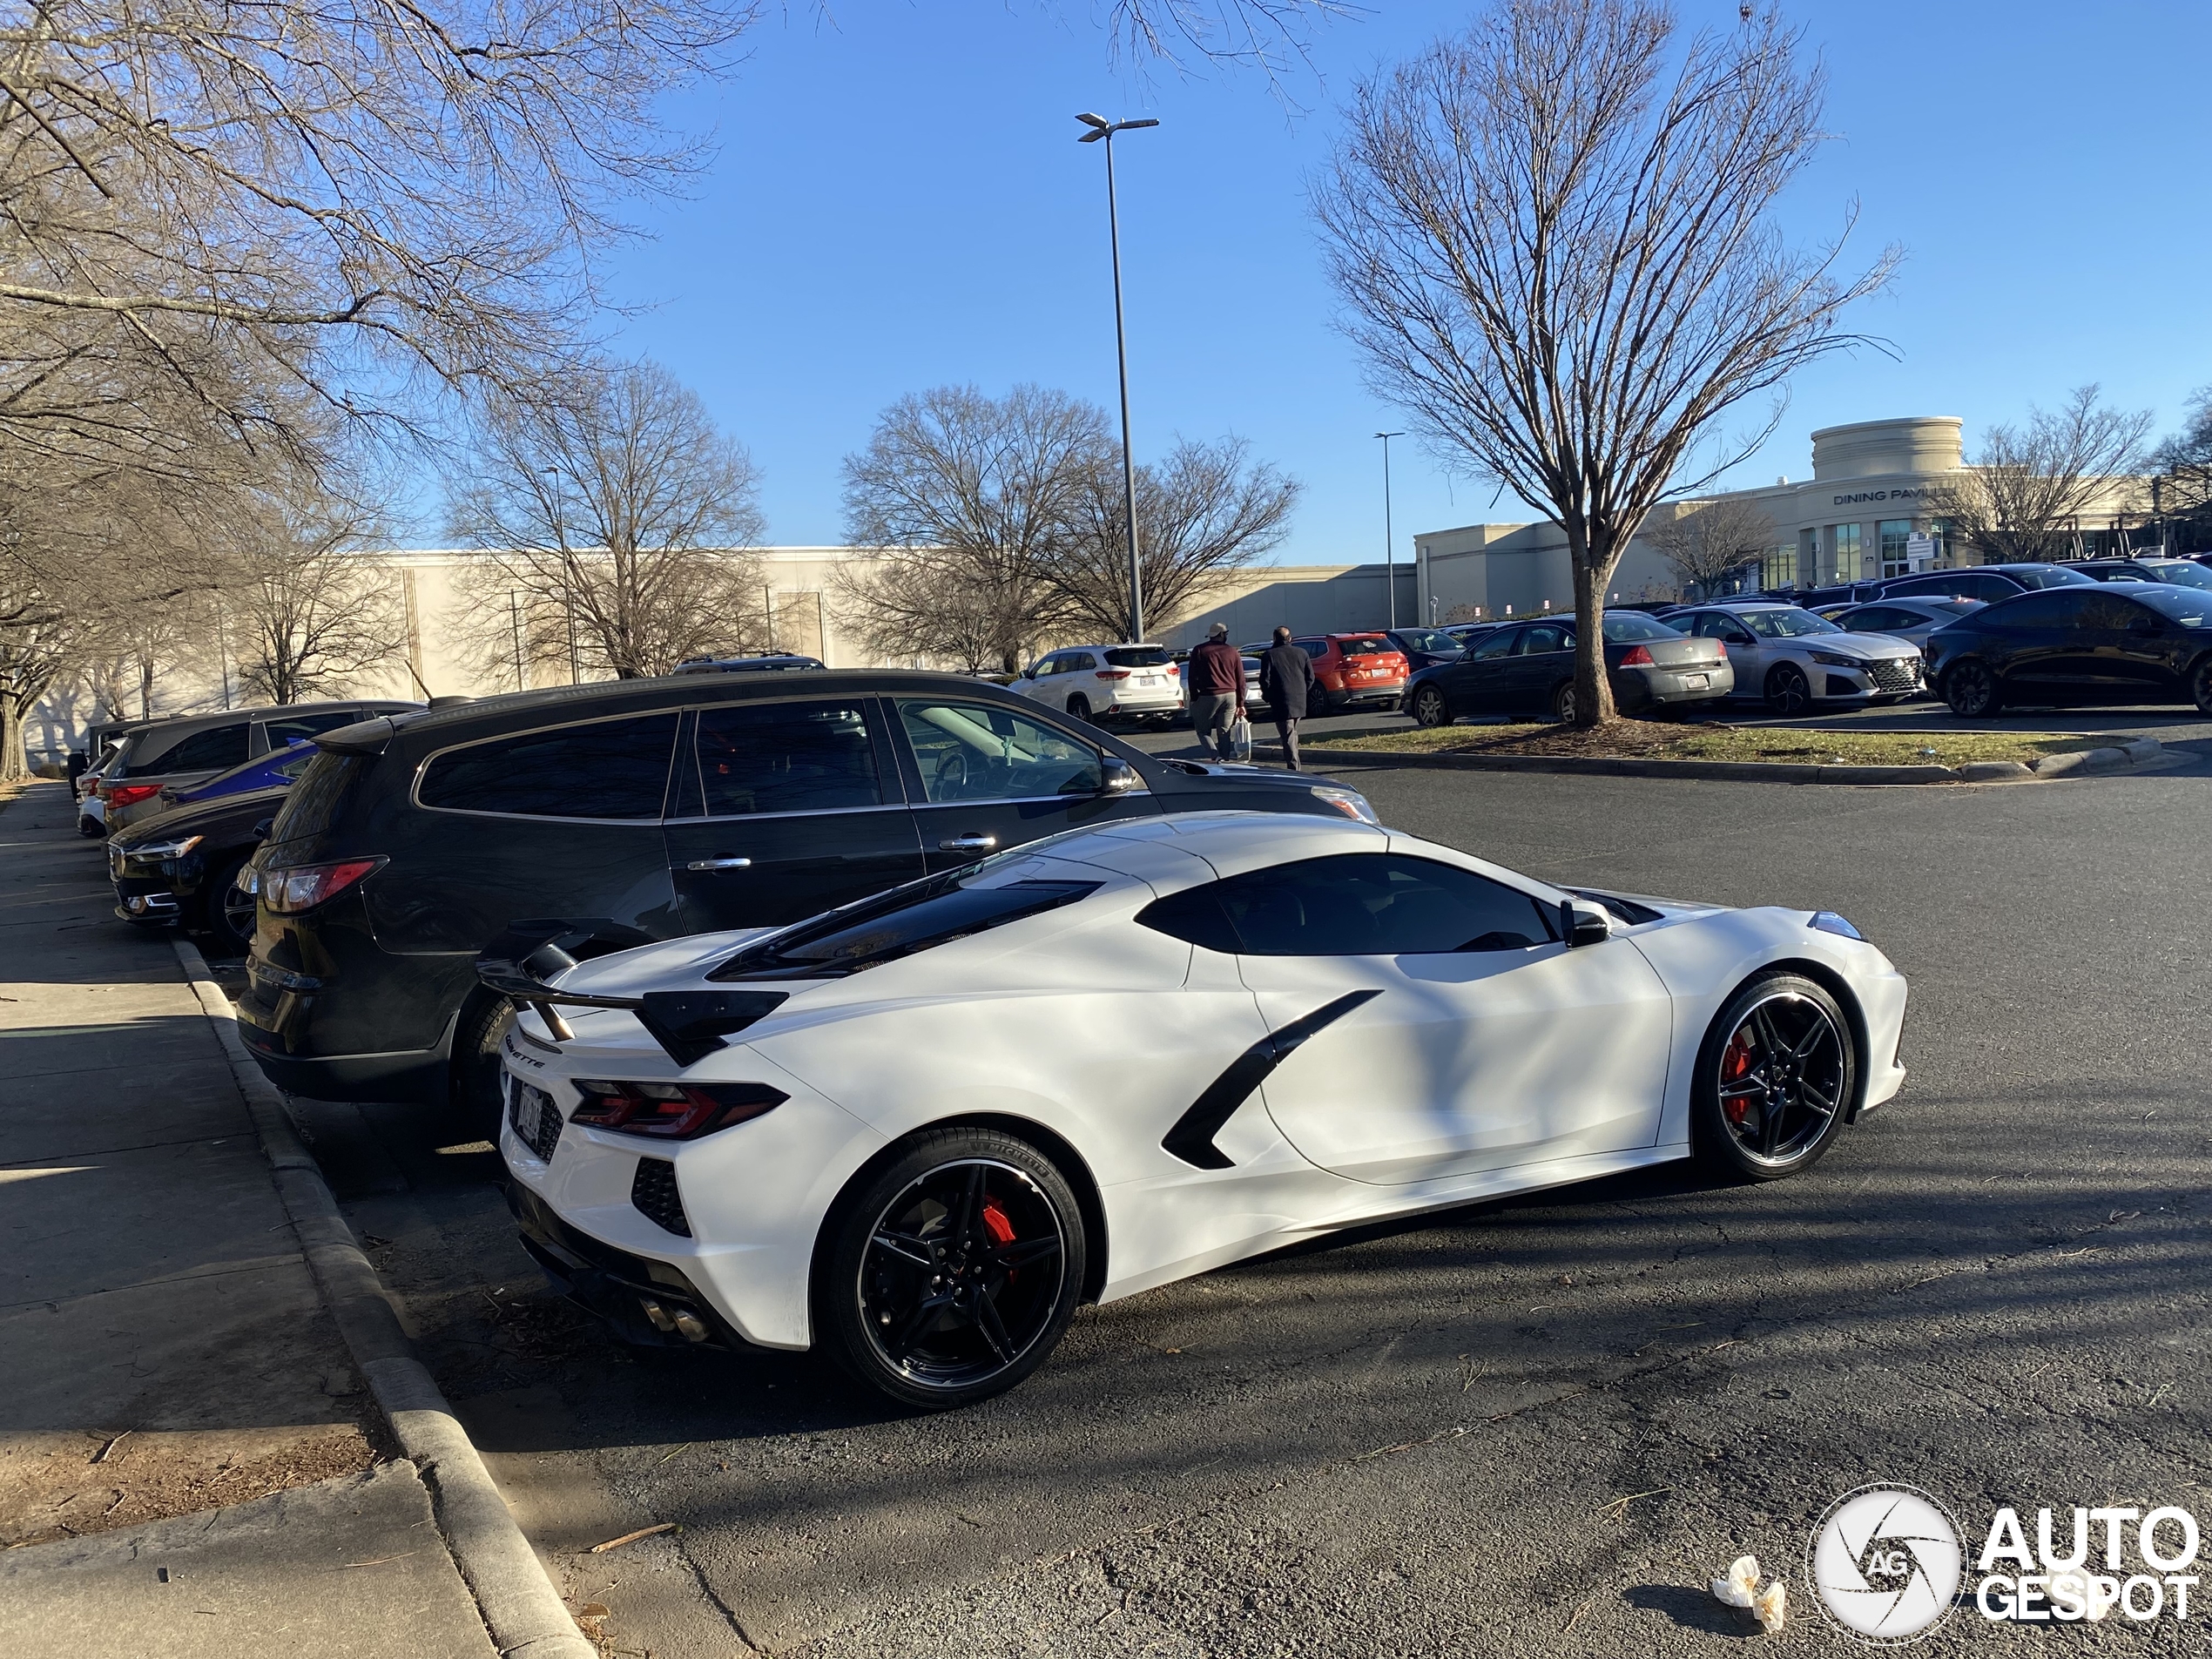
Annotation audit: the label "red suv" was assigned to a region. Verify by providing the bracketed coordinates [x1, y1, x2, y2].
[1291, 633, 1411, 711]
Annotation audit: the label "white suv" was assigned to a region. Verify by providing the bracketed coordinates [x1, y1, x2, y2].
[1015, 644, 1183, 726]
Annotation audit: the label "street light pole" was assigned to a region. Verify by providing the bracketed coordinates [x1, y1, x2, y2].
[1374, 431, 1405, 630]
[1078, 111, 1158, 643]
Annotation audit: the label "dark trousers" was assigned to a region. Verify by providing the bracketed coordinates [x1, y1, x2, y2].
[1273, 716, 1301, 771]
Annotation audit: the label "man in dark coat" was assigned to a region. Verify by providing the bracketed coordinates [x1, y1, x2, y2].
[1185, 622, 1245, 759]
[1258, 625, 1316, 772]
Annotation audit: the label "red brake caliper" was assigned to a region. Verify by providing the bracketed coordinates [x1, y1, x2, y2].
[1722, 1029, 1755, 1123]
[981, 1198, 1016, 1278]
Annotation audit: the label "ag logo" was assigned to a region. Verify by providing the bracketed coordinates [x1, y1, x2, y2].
[1807, 1485, 1964, 1644]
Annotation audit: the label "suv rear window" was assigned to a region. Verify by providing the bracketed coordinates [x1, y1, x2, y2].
[1103, 647, 1172, 668]
[120, 722, 251, 777]
[418, 712, 679, 819]
[1337, 637, 1392, 654]
[710, 875, 1099, 981]
[270, 752, 368, 842]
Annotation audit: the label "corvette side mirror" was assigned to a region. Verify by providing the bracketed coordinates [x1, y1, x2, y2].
[1561, 899, 1613, 948]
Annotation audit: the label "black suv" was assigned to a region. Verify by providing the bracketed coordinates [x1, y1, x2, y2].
[236, 670, 1378, 1116]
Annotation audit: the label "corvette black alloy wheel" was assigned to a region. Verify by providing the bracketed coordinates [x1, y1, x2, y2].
[820, 1130, 1086, 1408]
[1693, 973, 1856, 1180]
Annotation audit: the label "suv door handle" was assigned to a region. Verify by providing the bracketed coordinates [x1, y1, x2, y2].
[939, 834, 997, 853]
[685, 857, 752, 871]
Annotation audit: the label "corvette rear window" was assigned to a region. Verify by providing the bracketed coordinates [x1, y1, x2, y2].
[709, 878, 1100, 980]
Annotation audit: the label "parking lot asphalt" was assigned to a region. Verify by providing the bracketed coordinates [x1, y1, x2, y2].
[273, 740, 2212, 1657]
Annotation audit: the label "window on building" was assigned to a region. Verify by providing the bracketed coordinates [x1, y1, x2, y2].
[1830, 523, 1864, 583]
[1762, 544, 1797, 591]
[1878, 519, 1914, 578]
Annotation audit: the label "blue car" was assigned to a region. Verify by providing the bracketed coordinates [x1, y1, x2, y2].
[165, 740, 320, 808]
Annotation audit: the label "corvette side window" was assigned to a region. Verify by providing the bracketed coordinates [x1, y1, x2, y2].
[1140, 854, 1558, 956]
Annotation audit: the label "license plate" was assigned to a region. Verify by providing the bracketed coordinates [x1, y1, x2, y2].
[1683, 673, 1710, 689]
[508, 1079, 560, 1159]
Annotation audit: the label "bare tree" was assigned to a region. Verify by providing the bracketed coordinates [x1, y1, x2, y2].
[1645, 495, 1776, 599]
[1315, 0, 1896, 725]
[0, 0, 759, 468]
[220, 475, 407, 705]
[838, 386, 1109, 674]
[448, 361, 767, 680]
[1923, 388, 2152, 564]
[2151, 386, 2212, 549]
[1055, 436, 1301, 638]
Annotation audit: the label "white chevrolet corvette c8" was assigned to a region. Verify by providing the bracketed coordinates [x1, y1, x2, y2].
[486, 812, 1907, 1407]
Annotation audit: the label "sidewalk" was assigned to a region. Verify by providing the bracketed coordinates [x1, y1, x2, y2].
[0, 782, 498, 1658]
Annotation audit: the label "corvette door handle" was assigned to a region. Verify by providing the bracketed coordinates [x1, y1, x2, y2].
[685, 857, 752, 871]
[939, 834, 998, 853]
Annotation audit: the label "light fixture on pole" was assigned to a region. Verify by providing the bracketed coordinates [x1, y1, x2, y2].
[1374, 431, 1406, 630]
[1077, 111, 1159, 643]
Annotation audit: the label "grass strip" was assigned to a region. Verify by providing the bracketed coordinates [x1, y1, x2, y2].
[1306, 722, 2107, 768]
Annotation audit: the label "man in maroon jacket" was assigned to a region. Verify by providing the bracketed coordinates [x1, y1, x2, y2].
[1185, 622, 1246, 759]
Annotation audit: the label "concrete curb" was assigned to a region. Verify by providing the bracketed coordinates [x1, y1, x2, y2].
[172, 940, 596, 1659]
[1304, 736, 2172, 786]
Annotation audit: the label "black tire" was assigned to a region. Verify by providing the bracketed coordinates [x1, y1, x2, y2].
[814, 1128, 1086, 1410]
[452, 995, 513, 1135]
[196, 852, 256, 956]
[1691, 973, 1856, 1182]
[1550, 679, 1577, 724]
[1410, 685, 1451, 728]
[2190, 657, 2212, 718]
[1765, 664, 1812, 717]
[76, 814, 103, 840]
[1944, 658, 2001, 718]
[1065, 694, 1092, 724]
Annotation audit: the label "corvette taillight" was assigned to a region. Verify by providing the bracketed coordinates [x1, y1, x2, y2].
[1617, 645, 1655, 667]
[569, 1079, 787, 1139]
[261, 857, 382, 914]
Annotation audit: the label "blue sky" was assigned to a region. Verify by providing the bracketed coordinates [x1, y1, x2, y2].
[528, 0, 2211, 564]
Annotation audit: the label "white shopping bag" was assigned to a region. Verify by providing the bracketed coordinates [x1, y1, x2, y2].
[1226, 713, 1253, 762]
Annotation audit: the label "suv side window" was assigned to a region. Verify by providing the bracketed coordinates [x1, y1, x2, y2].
[1293, 637, 1328, 658]
[900, 702, 1102, 803]
[1141, 853, 1558, 956]
[691, 700, 886, 817]
[140, 723, 252, 774]
[418, 712, 679, 819]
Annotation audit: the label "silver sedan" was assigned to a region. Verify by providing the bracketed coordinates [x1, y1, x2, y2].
[1671, 601, 1924, 716]
[1819, 597, 1986, 653]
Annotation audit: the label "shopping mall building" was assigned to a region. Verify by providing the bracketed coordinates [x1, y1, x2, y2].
[1400, 415, 2145, 625]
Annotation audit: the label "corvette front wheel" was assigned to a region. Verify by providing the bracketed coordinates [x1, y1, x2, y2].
[816, 1130, 1085, 1409]
[1691, 973, 1856, 1181]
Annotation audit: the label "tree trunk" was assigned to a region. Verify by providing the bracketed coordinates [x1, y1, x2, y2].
[0, 697, 26, 782]
[1569, 543, 1617, 729]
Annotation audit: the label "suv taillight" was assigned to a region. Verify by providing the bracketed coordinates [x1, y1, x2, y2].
[1617, 644, 1655, 666]
[569, 1080, 787, 1139]
[102, 783, 163, 808]
[1095, 669, 1130, 680]
[262, 857, 382, 914]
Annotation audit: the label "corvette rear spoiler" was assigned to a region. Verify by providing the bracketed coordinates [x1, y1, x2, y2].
[475, 921, 786, 1067]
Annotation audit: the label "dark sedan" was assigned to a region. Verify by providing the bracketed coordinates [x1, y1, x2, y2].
[1925, 583, 2212, 717]
[109, 785, 287, 953]
[1403, 611, 1731, 726]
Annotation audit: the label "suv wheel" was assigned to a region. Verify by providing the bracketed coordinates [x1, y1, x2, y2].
[1065, 694, 1092, 723]
[454, 995, 513, 1134]
[1945, 658, 2001, 718]
[199, 853, 256, 956]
